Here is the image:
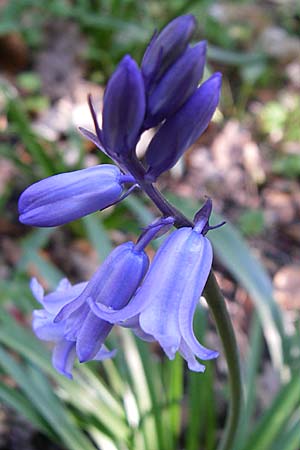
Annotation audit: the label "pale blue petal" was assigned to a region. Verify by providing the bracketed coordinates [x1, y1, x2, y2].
[43, 281, 87, 315]
[52, 340, 76, 379]
[63, 303, 89, 341]
[93, 346, 117, 361]
[178, 235, 218, 360]
[54, 295, 86, 322]
[32, 310, 64, 342]
[139, 228, 201, 353]
[76, 311, 112, 362]
[179, 340, 206, 372]
[30, 278, 44, 304]
[56, 278, 72, 292]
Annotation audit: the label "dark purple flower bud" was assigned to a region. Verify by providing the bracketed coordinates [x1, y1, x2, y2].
[144, 42, 207, 129]
[145, 72, 222, 180]
[102, 55, 146, 156]
[18, 165, 125, 227]
[141, 15, 196, 87]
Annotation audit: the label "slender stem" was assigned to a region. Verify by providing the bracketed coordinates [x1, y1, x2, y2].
[204, 271, 244, 450]
[122, 155, 193, 227]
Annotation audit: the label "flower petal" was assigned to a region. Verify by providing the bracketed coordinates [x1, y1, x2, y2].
[179, 340, 206, 372]
[76, 311, 112, 362]
[30, 278, 44, 304]
[93, 346, 117, 361]
[178, 236, 218, 360]
[87, 289, 147, 323]
[54, 294, 86, 322]
[43, 281, 87, 316]
[32, 310, 64, 342]
[52, 340, 76, 379]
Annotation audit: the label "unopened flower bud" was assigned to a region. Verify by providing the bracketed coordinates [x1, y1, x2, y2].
[102, 55, 145, 156]
[19, 165, 124, 227]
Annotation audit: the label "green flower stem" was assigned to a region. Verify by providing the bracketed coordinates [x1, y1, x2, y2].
[204, 271, 244, 450]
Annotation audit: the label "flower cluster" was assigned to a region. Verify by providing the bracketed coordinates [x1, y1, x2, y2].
[19, 15, 222, 377]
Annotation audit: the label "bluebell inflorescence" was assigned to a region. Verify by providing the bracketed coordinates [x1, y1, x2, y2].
[19, 14, 223, 378]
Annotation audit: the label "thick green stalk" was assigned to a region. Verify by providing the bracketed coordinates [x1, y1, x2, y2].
[204, 271, 244, 450]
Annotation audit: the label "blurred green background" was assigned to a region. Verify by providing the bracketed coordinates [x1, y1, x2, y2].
[0, 0, 300, 449]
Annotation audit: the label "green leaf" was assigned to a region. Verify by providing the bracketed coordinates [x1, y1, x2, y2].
[0, 308, 129, 443]
[241, 376, 300, 450]
[120, 329, 159, 450]
[186, 308, 214, 450]
[210, 216, 288, 371]
[0, 347, 95, 450]
[6, 98, 59, 177]
[271, 414, 300, 450]
[124, 196, 156, 227]
[0, 382, 51, 435]
[166, 354, 183, 447]
[207, 45, 266, 66]
[233, 313, 263, 449]
[82, 214, 113, 261]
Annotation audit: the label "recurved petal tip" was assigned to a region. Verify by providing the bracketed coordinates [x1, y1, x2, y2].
[52, 340, 76, 379]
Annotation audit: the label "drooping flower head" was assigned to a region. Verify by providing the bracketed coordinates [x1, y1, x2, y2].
[32, 219, 175, 377]
[89, 200, 219, 372]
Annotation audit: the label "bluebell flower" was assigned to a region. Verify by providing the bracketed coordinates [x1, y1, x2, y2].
[31, 278, 115, 378]
[54, 241, 149, 364]
[19, 164, 132, 227]
[145, 73, 222, 180]
[141, 15, 196, 88]
[88, 200, 219, 372]
[102, 55, 146, 157]
[144, 42, 207, 129]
